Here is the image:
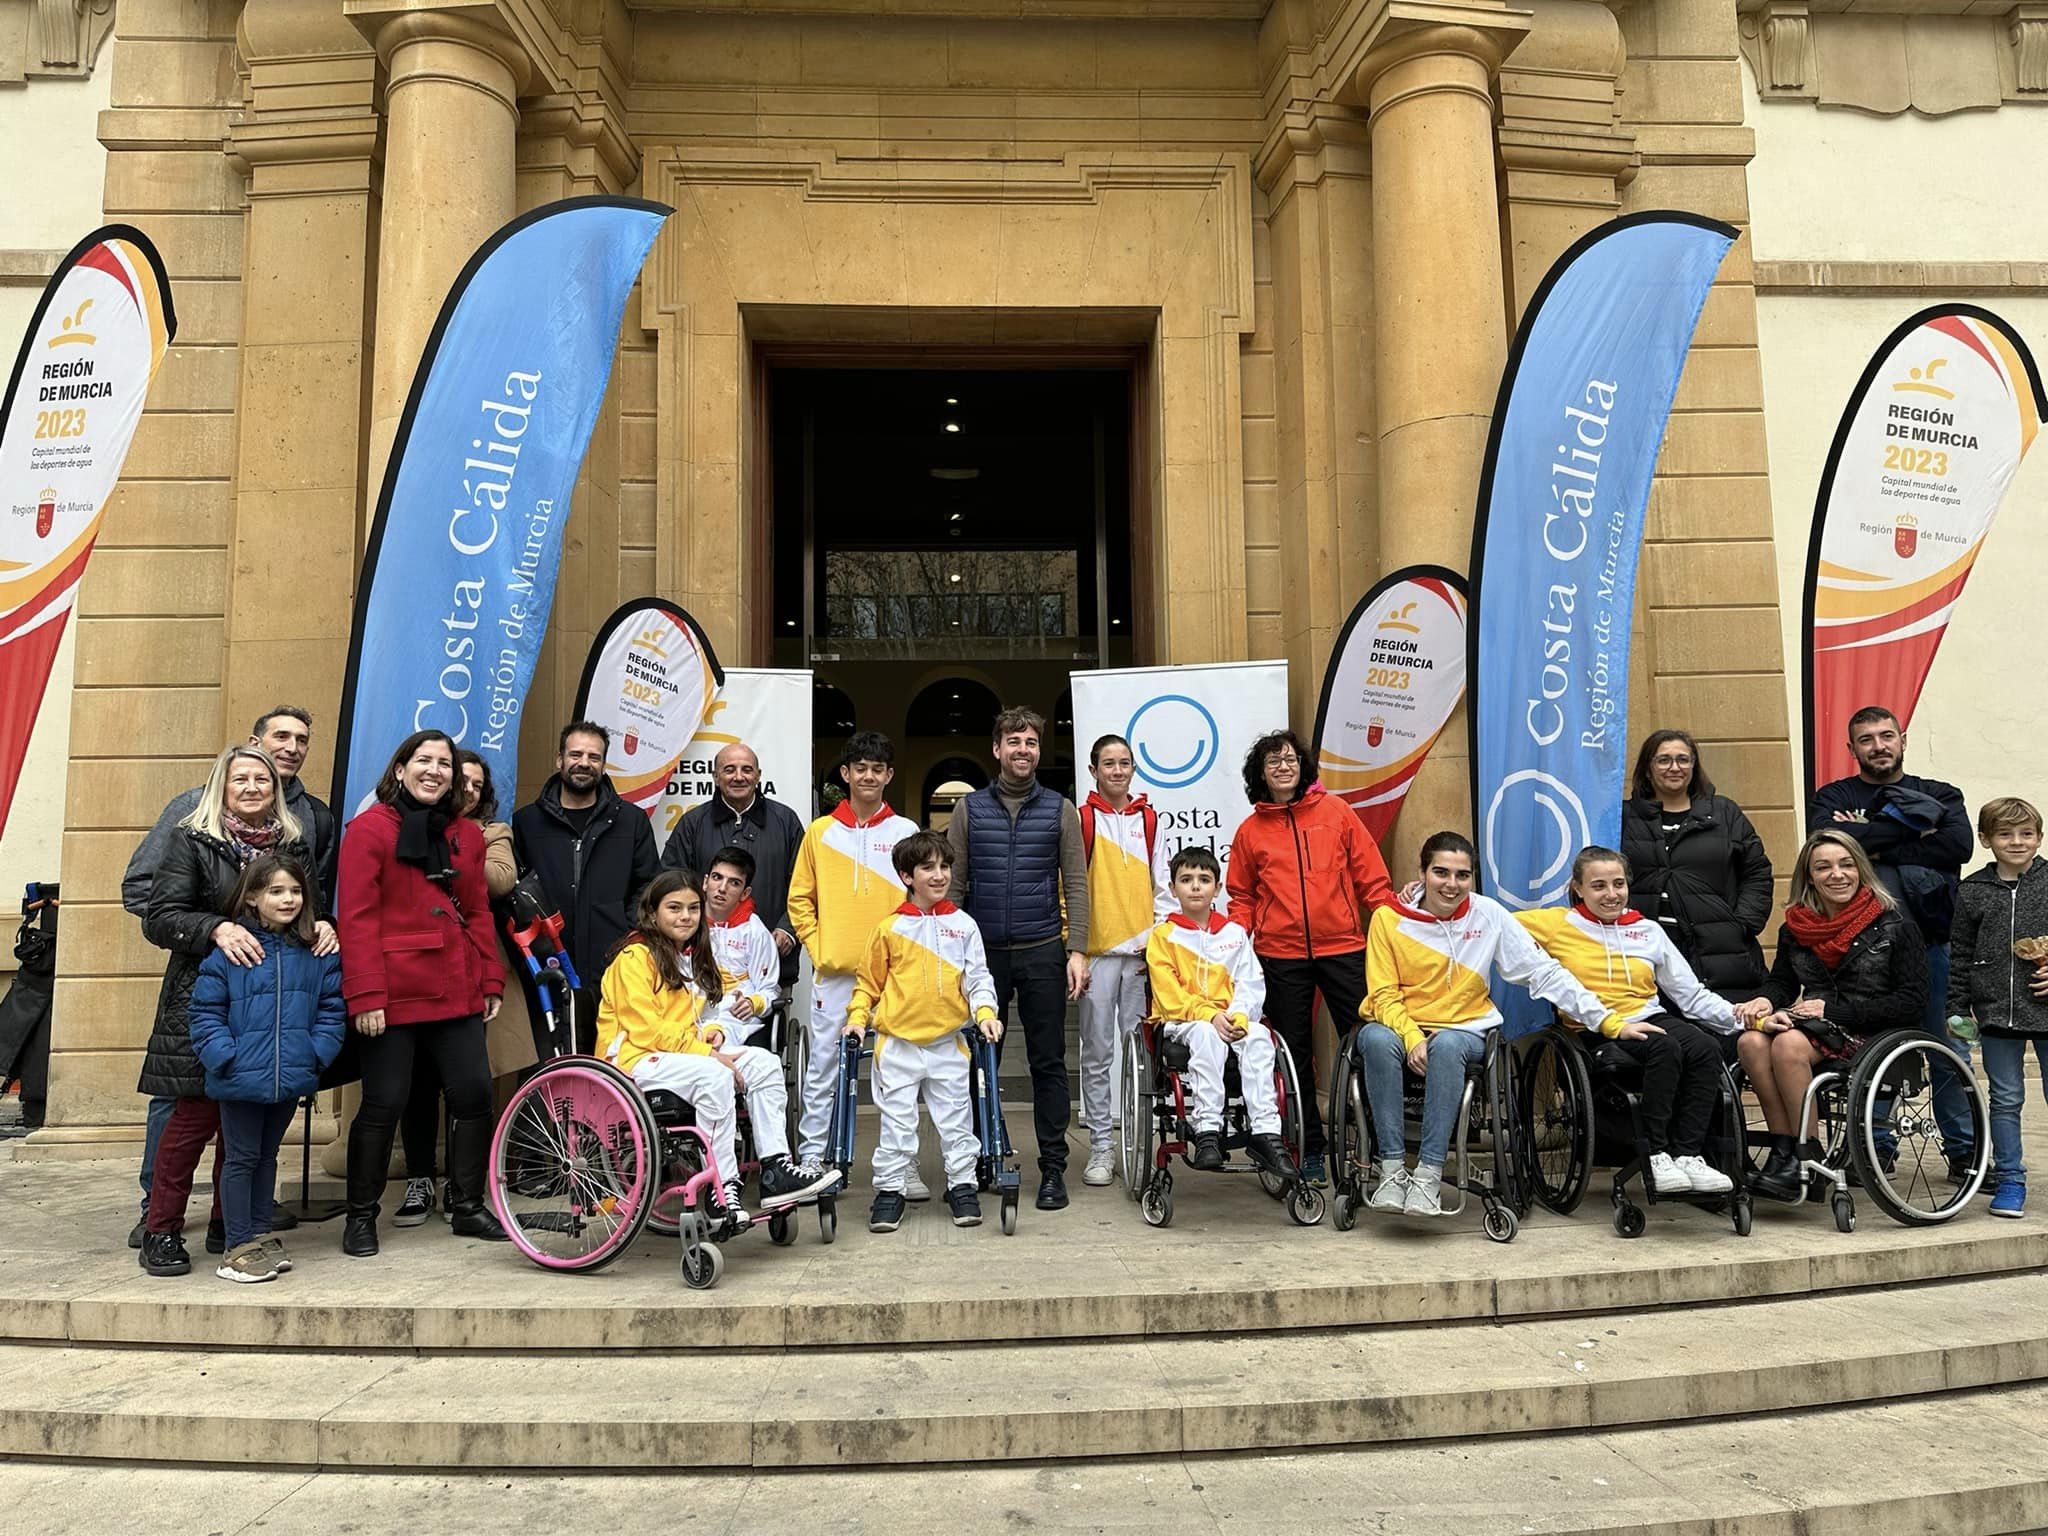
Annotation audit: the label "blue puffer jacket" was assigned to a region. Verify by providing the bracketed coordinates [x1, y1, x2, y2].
[187, 922, 347, 1104]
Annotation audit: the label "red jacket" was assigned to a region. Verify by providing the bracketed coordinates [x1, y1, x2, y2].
[337, 802, 504, 1025]
[1225, 783, 1395, 960]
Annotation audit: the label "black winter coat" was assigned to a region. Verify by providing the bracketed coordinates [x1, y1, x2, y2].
[1947, 858, 2048, 1037]
[1620, 795, 1774, 998]
[138, 824, 314, 1099]
[511, 776, 659, 985]
[1760, 905, 1928, 1039]
[657, 793, 806, 985]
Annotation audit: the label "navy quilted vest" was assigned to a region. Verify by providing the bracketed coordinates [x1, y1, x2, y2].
[963, 782, 1063, 945]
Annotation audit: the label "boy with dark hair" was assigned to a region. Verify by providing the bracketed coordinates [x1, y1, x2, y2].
[1143, 845, 1289, 1179]
[846, 830, 1002, 1232]
[704, 844, 780, 1048]
[788, 732, 921, 1180]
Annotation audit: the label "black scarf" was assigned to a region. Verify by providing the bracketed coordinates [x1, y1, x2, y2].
[392, 787, 455, 885]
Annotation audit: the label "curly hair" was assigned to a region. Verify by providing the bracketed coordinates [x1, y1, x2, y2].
[1240, 729, 1317, 805]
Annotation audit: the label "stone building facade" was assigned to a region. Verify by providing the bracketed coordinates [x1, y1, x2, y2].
[17, 0, 2045, 1152]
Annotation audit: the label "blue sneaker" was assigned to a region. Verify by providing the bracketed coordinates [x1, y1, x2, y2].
[1300, 1154, 1327, 1187]
[1990, 1178, 2026, 1219]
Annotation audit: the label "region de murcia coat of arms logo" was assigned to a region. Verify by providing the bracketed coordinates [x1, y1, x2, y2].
[36, 487, 56, 538]
[1894, 512, 1919, 559]
[623, 729, 640, 755]
[1366, 715, 1386, 749]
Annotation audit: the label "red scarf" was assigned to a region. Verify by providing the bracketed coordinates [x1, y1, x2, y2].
[1783, 886, 1884, 969]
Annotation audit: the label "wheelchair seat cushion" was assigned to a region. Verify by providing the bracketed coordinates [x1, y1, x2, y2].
[643, 1089, 696, 1126]
[1155, 1033, 1192, 1074]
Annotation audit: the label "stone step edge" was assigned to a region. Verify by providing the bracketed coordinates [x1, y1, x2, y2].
[4, 1277, 2045, 1469]
[9, 1226, 2046, 1352]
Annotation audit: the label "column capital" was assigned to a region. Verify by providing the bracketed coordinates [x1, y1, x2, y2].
[1334, 1, 1532, 108]
[343, 1, 535, 103]
[230, 0, 382, 188]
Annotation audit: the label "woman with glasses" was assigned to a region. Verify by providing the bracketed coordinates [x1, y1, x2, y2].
[1224, 729, 1396, 1183]
[1621, 729, 1775, 1009]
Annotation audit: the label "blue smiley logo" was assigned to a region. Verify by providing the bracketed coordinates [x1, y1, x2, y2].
[1125, 694, 1220, 791]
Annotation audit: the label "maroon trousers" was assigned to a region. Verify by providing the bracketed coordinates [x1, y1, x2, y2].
[145, 1095, 224, 1235]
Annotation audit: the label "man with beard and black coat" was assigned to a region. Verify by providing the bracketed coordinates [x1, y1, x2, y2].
[511, 720, 660, 1051]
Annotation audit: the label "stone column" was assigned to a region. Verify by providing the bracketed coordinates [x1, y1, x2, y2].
[1355, 8, 1526, 867]
[352, 5, 528, 504]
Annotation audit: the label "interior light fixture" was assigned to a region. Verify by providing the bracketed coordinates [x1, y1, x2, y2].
[948, 573, 962, 583]
[948, 512, 962, 522]
[945, 396, 959, 405]
[943, 422, 961, 433]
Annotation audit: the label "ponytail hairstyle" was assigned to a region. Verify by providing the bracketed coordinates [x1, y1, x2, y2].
[1417, 829, 1477, 871]
[624, 869, 725, 1004]
[1568, 846, 1631, 903]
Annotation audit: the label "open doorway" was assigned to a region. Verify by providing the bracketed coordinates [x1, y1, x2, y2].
[769, 363, 1136, 821]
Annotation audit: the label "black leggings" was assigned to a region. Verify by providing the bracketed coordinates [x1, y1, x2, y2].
[401, 1049, 444, 1181]
[1597, 1016, 1725, 1157]
[1257, 950, 1370, 1160]
[348, 1016, 490, 1217]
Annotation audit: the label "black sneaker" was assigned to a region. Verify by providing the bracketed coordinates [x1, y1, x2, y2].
[946, 1184, 982, 1227]
[869, 1190, 907, 1232]
[393, 1178, 436, 1227]
[205, 1219, 226, 1255]
[342, 1212, 379, 1257]
[127, 1219, 145, 1251]
[448, 1204, 510, 1241]
[1035, 1173, 1068, 1211]
[758, 1156, 844, 1207]
[141, 1231, 190, 1277]
[268, 1205, 299, 1233]
[1190, 1132, 1225, 1171]
[1752, 1147, 1802, 1203]
[1247, 1133, 1291, 1180]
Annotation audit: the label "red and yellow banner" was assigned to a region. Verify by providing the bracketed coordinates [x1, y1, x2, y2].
[0, 226, 174, 836]
[573, 597, 723, 827]
[1802, 306, 2044, 794]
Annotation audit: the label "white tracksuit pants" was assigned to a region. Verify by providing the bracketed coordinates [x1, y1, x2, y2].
[871, 1032, 977, 1195]
[797, 970, 857, 1162]
[632, 1046, 790, 1185]
[1079, 951, 1146, 1153]
[1164, 1021, 1280, 1137]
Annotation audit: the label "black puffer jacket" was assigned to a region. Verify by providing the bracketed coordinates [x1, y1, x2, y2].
[1620, 795, 1774, 999]
[138, 823, 313, 1098]
[1760, 905, 1928, 1039]
[511, 776, 659, 985]
[1947, 859, 2048, 1037]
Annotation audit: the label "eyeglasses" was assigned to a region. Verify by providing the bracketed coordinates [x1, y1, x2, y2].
[1652, 755, 1694, 769]
[1264, 751, 1300, 768]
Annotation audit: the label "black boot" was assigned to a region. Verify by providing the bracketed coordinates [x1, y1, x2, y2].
[1190, 1131, 1225, 1170]
[1247, 1133, 1291, 1180]
[1753, 1144, 1802, 1202]
[140, 1230, 190, 1277]
[342, 1211, 379, 1257]
[446, 1115, 508, 1240]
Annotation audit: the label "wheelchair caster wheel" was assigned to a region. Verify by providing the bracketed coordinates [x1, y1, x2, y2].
[816, 1197, 837, 1245]
[1288, 1183, 1325, 1227]
[1612, 1202, 1646, 1239]
[680, 1241, 724, 1290]
[1000, 1195, 1018, 1236]
[1832, 1192, 1856, 1233]
[768, 1211, 796, 1246]
[1482, 1204, 1519, 1244]
[1731, 1196, 1753, 1237]
[1332, 1192, 1358, 1232]
[1141, 1184, 1173, 1228]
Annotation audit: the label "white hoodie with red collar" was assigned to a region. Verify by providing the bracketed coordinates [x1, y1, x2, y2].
[1515, 904, 1739, 1037]
[1144, 910, 1264, 1026]
[1365, 892, 1614, 1052]
[1081, 791, 1173, 957]
[847, 900, 1000, 1047]
[707, 895, 780, 1034]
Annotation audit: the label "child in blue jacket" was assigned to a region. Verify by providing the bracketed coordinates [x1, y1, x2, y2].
[188, 854, 346, 1282]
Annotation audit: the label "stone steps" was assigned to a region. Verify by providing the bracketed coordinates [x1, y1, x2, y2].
[3, 1271, 2045, 1471]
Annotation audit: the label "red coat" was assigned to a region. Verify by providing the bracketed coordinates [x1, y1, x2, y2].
[337, 802, 504, 1025]
[1225, 783, 1395, 960]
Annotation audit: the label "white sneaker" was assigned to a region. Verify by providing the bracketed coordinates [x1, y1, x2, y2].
[1403, 1165, 1444, 1217]
[1647, 1152, 1693, 1194]
[1673, 1154, 1733, 1195]
[1368, 1164, 1412, 1212]
[1083, 1149, 1115, 1187]
[902, 1168, 931, 1202]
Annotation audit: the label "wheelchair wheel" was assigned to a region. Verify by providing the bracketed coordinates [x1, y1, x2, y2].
[1516, 1028, 1592, 1215]
[1119, 1029, 1149, 1202]
[1141, 1177, 1173, 1228]
[489, 1057, 659, 1273]
[1332, 1191, 1358, 1231]
[1262, 1033, 1308, 1200]
[768, 1210, 796, 1246]
[1482, 1202, 1518, 1243]
[1287, 1181, 1324, 1227]
[1000, 1192, 1018, 1236]
[1328, 1034, 1373, 1202]
[1612, 1197, 1646, 1240]
[1846, 1029, 1989, 1224]
[785, 1017, 810, 1154]
[679, 1220, 724, 1290]
[816, 1195, 837, 1245]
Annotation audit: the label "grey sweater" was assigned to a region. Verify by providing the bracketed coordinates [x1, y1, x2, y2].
[1948, 857, 2048, 1037]
[944, 777, 1091, 953]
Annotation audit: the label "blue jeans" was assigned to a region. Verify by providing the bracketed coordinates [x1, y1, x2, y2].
[1358, 1023, 1491, 1169]
[1981, 1034, 2048, 1185]
[1922, 943, 1978, 1155]
[217, 1099, 297, 1250]
[137, 1094, 177, 1216]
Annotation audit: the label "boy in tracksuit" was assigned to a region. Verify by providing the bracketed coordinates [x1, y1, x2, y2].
[1144, 846, 1289, 1179]
[845, 831, 1002, 1232]
[786, 732, 921, 1172]
[703, 844, 782, 1047]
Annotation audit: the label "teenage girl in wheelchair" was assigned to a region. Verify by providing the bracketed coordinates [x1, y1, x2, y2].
[1120, 846, 1323, 1228]
[1515, 846, 1768, 1238]
[1328, 831, 1606, 1241]
[486, 871, 840, 1287]
[1735, 829, 1987, 1229]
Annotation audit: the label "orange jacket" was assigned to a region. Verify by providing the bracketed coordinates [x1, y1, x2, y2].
[1224, 783, 1395, 960]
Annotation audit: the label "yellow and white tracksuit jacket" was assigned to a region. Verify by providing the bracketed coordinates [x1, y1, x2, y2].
[595, 942, 719, 1076]
[1364, 894, 1615, 1053]
[1514, 905, 1740, 1037]
[786, 800, 920, 977]
[848, 901, 1000, 1046]
[708, 898, 780, 1044]
[1143, 911, 1265, 1027]
[1082, 794, 1173, 957]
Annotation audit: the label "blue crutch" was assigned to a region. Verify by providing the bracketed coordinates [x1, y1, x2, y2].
[968, 1028, 1021, 1236]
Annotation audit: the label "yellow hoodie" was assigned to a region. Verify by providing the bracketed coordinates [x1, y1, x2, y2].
[1514, 905, 1739, 1038]
[848, 901, 1000, 1047]
[1144, 911, 1264, 1027]
[595, 940, 718, 1076]
[786, 800, 920, 976]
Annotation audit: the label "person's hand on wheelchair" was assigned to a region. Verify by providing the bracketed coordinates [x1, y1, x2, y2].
[1210, 1011, 1245, 1043]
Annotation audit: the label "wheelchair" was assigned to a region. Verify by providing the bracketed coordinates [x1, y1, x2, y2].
[486, 998, 810, 1290]
[1120, 1018, 1325, 1228]
[1731, 1026, 1989, 1230]
[1325, 1021, 1535, 1242]
[1520, 1023, 1753, 1239]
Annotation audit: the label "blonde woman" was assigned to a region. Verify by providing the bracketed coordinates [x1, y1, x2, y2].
[136, 745, 327, 1277]
[1741, 830, 1929, 1201]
